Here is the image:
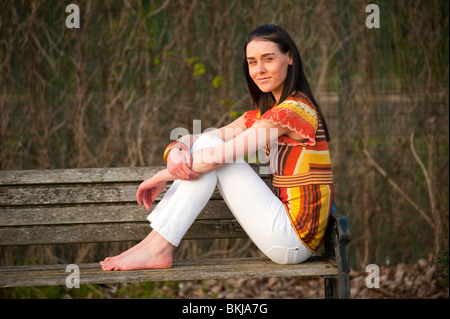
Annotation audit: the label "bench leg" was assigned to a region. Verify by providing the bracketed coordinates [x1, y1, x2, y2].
[336, 236, 351, 299]
[324, 275, 338, 298]
[323, 216, 351, 299]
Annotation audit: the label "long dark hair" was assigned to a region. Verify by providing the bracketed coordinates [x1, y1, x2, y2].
[243, 25, 330, 141]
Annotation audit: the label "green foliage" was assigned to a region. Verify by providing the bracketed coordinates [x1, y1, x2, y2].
[186, 57, 200, 65]
[193, 63, 205, 77]
[220, 98, 234, 108]
[212, 76, 225, 88]
[229, 111, 243, 119]
[186, 57, 206, 77]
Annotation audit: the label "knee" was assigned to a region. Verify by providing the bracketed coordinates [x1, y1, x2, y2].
[191, 134, 224, 152]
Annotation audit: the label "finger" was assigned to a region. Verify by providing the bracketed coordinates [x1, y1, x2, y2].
[184, 152, 192, 168]
[143, 190, 151, 211]
[168, 162, 187, 181]
[179, 164, 192, 180]
[136, 188, 143, 206]
[138, 187, 148, 210]
[170, 161, 189, 180]
[137, 181, 150, 206]
[182, 164, 201, 180]
[189, 171, 202, 180]
[147, 189, 154, 211]
[150, 188, 159, 203]
[186, 153, 201, 179]
[149, 189, 156, 209]
[139, 189, 146, 208]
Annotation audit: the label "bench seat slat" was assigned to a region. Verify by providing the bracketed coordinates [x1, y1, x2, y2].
[0, 257, 337, 288]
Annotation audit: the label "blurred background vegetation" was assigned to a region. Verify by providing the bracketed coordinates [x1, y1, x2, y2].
[0, 0, 448, 290]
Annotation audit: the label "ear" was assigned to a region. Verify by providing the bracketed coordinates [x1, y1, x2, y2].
[288, 51, 293, 65]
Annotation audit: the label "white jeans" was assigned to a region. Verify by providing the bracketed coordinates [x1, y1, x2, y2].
[148, 134, 313, 264]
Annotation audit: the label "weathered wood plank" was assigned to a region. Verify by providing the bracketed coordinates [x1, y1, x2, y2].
[0, 201, 233, 226]
[0, 184, 230, 206]
[0, 165, 265, 186]
[0, 257, 337, 287]
[0, 184, 141, 206]
[0, 220, 247, 245]
[0, 167, 165, 186]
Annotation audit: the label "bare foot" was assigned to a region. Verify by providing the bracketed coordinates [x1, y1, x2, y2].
[100, 232, 154, 270]
[101, 231, 174, 271]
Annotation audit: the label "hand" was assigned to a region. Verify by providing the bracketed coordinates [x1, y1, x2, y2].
[136, 175, 167, 211]
[167, 148, 201, 180]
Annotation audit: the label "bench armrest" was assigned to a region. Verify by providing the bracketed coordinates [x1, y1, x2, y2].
[329, 202, 351, 243]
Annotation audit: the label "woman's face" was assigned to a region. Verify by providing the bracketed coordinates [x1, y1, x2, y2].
[246, 40, 292, 102]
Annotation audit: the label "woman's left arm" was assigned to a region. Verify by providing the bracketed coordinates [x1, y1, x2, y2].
[190, 121, 290, 174]
[165, 114, 247, 180]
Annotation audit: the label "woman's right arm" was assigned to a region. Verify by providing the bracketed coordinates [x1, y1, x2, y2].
[136, 168, 174, 211]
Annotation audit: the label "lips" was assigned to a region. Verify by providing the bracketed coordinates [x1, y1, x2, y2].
[257, 77, 271, 82]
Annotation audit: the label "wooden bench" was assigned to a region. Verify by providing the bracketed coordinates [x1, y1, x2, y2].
[0, 165, 351, 298]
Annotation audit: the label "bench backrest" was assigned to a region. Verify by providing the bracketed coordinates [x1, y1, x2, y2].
[0, 166, 268, 246]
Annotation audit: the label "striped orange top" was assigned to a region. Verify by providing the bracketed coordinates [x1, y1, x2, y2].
[243, 92, 334, 252]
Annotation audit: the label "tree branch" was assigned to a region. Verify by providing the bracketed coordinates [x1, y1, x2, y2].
[362, 148, 436, 230]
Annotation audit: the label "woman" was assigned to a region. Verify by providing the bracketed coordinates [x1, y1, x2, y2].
[100, 25, 333, 271]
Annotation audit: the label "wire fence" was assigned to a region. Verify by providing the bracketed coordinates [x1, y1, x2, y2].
[1, 0, 448, 269]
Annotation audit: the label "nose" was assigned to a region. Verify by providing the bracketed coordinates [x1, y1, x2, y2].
[257, 62, 266, 74]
